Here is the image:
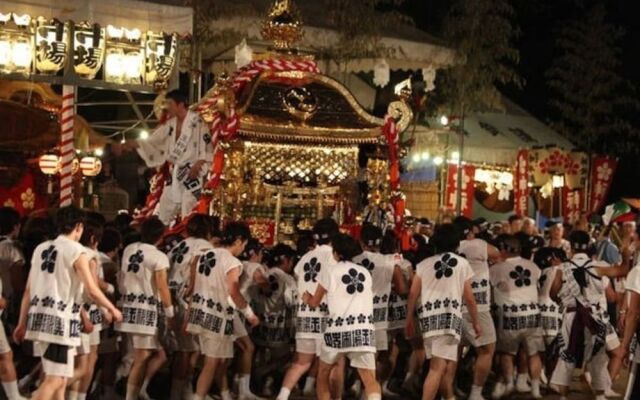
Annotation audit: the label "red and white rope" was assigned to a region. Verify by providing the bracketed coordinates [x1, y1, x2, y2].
[59, 85, 75, 207]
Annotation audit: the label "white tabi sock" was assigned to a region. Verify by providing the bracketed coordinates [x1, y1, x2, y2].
[221, 390, 233, 400]
[469, 384, 483, 397]
[67, 390, 79, 400]
[140, 378, 152, 395]
[276, 387, 291, 400]
[2, 381, 23, 400]
[303, 376, 316, 393]
[239, 374, 251, 395]
[531, 379, 541, 397]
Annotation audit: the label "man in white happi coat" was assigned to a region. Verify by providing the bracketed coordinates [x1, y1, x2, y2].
[121, 90, 213, 224]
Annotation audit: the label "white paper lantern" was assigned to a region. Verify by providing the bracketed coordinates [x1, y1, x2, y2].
[234, 38, 253, 69]
[422, 66, 436, 92]
[373, 59, 390, 88]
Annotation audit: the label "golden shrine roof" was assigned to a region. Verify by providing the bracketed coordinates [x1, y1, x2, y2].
[236, 70, 384, 145]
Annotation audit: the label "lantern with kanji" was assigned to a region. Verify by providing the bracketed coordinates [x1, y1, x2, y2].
[145, 31, 177, 87]
[73, 22, 105, 79]
[35, 17, 68, 74]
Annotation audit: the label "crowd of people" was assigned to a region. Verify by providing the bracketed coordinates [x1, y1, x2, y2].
[2, 206, 640, 400]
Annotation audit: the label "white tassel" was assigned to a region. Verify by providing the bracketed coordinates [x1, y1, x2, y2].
[234, 38, 253, 69]
[373, 59, 390, 87]
[422, 66, 437, 92]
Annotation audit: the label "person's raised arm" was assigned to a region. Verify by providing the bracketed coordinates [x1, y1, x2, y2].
[75, 253, 122, 322]
[596, 260, 631, 279]
[405, 275, 422, 339]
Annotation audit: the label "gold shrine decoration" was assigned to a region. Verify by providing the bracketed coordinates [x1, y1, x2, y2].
[244, 141, 358, 184]
[261, 0, 303, 50]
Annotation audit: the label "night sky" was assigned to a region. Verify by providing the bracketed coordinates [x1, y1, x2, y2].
[402, 0, 640, 198]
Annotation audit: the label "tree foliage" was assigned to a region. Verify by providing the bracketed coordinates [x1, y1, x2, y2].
[433, 0, 522, 115]
[322, 0, 410, 61]
[183, 0, 409, 62]
[546, 3, 639, 154]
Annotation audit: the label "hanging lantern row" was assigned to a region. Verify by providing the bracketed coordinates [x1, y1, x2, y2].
[0, 12, 178, 87]
[39, 154, 101, 177]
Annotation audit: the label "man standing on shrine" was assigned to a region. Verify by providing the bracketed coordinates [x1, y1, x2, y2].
[120, 90, 213, 224]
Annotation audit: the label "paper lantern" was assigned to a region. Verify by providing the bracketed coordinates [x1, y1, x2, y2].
[73, 22, 105, 79]
[38, 154, 59, 175]
[145, 31, 177, 86]
[105, 25, 143, 84]
[422, 66, 436, 92]
[234, 38, 253, 69]
[0, 13, 33, 75]
[373, 59, 390, 87]
[35, 17, 67, 74]
[80, 156, 102, 177]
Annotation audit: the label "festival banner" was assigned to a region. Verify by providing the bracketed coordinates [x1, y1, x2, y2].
[514, 149, 530, 216]
[0, 171, 46, 215]
[589, 156, 617, 214]
[446, 164, 475, 218]
[247, 218, 276, 246]
[562, 188, 583, 224]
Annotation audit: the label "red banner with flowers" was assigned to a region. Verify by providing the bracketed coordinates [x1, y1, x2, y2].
[0, 171, 46, 216]
[562, 188, 583, 224]
[246, 218, 276, 246]
[514, 149, 530, 216]
[446, 164, 475, 218]
[589, 156, 617, 214]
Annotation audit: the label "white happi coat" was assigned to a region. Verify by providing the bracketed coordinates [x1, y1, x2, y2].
[26, 236, 86, 347]
[136, 110, 213, 223]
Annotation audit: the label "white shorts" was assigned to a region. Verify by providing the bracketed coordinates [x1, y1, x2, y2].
[234, 313, 248, 339]
[375, 329, 388, 352]
[76, 333, 91, 355]
[320, 345, 376, 370]
[34, 341, 76, 378]
[0, 325, 11, 354]
[606, 332, 621, 352]
[496, 328, 545, 356]
[605, 322, 620, 351]
[462, 311, 497, 347]
[199, 335, 234, 359]
[89, 329, 101, 347]
[423, 335, 460, 362]
[131, 334, 160, 350]
[551, 348, 609, 390]
[296, 338, 322, 355]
